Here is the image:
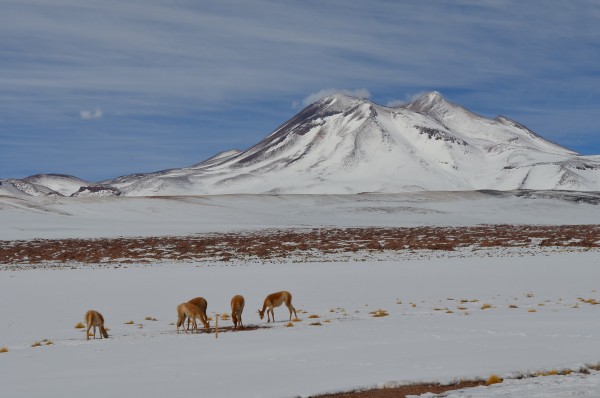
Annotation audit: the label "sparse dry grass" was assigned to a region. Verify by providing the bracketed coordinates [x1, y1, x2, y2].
[292, 317, 302, 322]
[480, 303, 492, 310]
[31, 341, 42, 347]
[0, 347, 8, 353]
[285, 322, 294, 327]
[457, 306, 468, 311]
[528, 308, 537, 313]
[308, 314, 320, 319]
[44, 340, 53, 346]
[509, 304, 518, 308]
[4, 225, 599, 264]
[309, 322, 323, 326]
[369, 309, 389, 317]
[145, 316, 158, 321]
[124, 320, 135, 325]
[74, 322, 85, 329]
[486, 375, 503, 385]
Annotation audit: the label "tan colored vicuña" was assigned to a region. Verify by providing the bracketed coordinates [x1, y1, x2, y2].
[85, 310, 109, 340]
[258, 291, 297, 322]
[185, 297, 210, 331]
[231, 295, 245, 329]
[177, 302, 209, 334]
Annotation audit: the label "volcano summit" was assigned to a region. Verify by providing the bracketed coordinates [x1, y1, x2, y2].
[3, 92, 600, 196]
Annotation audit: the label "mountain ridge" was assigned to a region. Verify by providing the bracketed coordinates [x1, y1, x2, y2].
[2, 91, 598, 197]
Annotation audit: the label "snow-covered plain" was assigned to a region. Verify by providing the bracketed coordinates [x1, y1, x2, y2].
[2, 192, 600, 397]
[2, 190, 600, 240]
[2, 253, 600, 397]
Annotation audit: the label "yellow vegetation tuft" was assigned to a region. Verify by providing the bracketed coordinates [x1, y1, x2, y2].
[285, 322, 294, 327]
[145, 316, 158, 321]
[370, 309, 389, 317]
[124, 320, 135, 325]
[0, 347, 8, 353]
[457, 306, 468, 311]
[528, 308, 537, 313]
[31, 341, 42, 347]
[74, 322, 85, 329]
[480, 303, 492, 310]
[509, 304, 518, 308]
[486, 375, 503, 385]
[308, 314, 320, 319]
[309, 322, 322, 326]
[292, 317, 302, 322]
[220, 314, 230, 320]
[44, 340, 53, 346]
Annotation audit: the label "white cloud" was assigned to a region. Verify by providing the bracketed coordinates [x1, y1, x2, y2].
[80, 107, 103, 120]
[386, 91, 427, 107]
[302, 88, 371, 106]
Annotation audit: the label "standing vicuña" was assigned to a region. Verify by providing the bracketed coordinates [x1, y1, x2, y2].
[258, 291, 297, 322]
[85, 310, 109, 340]
[177, 302, 210, 333]
[231, 295, 245, 329]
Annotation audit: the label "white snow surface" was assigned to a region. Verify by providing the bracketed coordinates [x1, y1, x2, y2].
[415, 371, 600, 398]
[2, 192, 600, 396]
[1, 190, 600, 240]
[3, 252, 600, 398]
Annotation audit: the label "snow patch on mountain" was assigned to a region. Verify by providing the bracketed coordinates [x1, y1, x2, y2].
[23, 174, 88, 196]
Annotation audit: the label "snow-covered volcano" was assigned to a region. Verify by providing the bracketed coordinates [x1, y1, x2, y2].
[3, 91, 599, 196]
[105, 91, 600, 195]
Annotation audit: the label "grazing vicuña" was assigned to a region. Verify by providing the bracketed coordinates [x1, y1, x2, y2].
[231, 295, 245, 329]
[258, 291, 297, 323]
[84, 310, 109, 340]
[177, 302, 209, 333]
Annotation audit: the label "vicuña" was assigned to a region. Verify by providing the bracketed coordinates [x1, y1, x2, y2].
[258, 291, 297, 322]
[177, 301, 210, 333]
[84, 310, 109, 340]
[231, 295, 245, 329]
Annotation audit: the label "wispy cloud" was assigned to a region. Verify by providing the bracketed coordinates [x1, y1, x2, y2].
[80, 107, 103, 120]
[0, 0, 599, 179]
[386, 91, 427, 107]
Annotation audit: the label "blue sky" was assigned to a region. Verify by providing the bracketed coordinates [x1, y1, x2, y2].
[1, 0, 599, 181]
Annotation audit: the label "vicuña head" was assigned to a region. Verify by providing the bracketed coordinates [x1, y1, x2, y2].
[84, 310, 109, 340]
[258, 291, 297, 323]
